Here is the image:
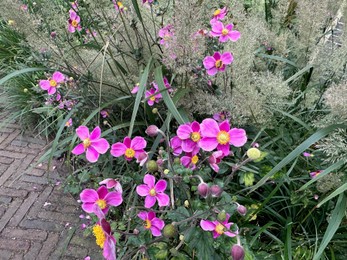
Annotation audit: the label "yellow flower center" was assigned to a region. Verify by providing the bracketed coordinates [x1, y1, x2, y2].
[191, 155, 199, 165]
[217, 130, 230, 145]
[96, 199, 107, 209]
[149, 188, 156, 197]
[149, 96, 156, 101]
[71, 20, 78, 28]
[83, 138, 91, 149]
[49, 79, 57, 87]
[215, 223, 225, 235]
[214, 9, 221, 16]
[93, 224, 106, 249]
[144, 219, 151, 229]
[215, 59, 223, 69]
[125, 148, 135, 158]
[222, 28, 229, 35]
[117, 1, 124, 8]
[190, 132, 201, 142]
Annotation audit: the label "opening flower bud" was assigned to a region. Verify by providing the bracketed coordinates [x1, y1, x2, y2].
[246, 148, 261, 160]
[184, 200, 189, 208]
[152, 108, 158, 114]
[163, 224, 176, 238]
[145, 125, 159, 137]
[237, 204, 247, 216]
[210, 185, 223, 197]
[174, 157, 181, 165]
[231, 244, 245, 260]
[198, 182, 210, 198]
[217, 210, 227, 222]
[146, 160, 158, 172]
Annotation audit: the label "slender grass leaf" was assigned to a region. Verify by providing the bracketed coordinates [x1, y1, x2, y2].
[284, 65, 313, 84]
[131, 0, 143, 22]
[256, 53, 298, 67]
[250, 221, 278, 246]
[285, 218, 293, 260]
[317, 183, 347, 208]
[0, 67, 46, 85]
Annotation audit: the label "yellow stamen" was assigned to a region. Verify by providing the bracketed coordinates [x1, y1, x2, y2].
[71, 20, 78, 28]
[217, 131, 230, 145]
[215, 223, 225, 235]
[96, 199, 107, 209]
[149, 96, 156, 101]
[93, 224, 106, 249]
[83, 138, 91, 149]
[214, 9, 221, 16]
[215, 60, 223, 69]
[149, 188, 156, 197]
[117, 1, 124, 8]
[191, 155, 199, 165]
[222, 28, 229, 35]
[125, 148, 135, 158]
[190, 132, 201, 142]
[144, 219, 151, 229]
[49, 79, 57, 87]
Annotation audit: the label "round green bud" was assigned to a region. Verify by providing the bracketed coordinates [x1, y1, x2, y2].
[23, 88, 28, 93]
[247, 148, 261, 160]
[174, 157, 181, 165]
[146, 160, 158, 172]
[217, 210, 227, 222]
[152, 108, 158, 114]
[163, 224, 176, 238]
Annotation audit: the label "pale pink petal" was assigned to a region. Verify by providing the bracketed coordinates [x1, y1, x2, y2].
[200, 220, 215, 231]
[219, 35, 229, 42]
[69, 10, 77, 20]
[156, 193, 170, 207]
[110, 142, 127, 157]
[154, 180, 167, 192]
[151, 218, 165, 230]
[47, 87, 56, 95]
[144, 195, 156, 208]
[68, 25, 76, 33]
[217, 144, 230, 156]
[39, 80, 50, 90]
[89, 126, 101, 140]
[200, 137, 218, 152]
[201, 118, 220, 137]
[219, 120, 230, 132]
[80, 189, 98, 203]
[180, 156, 191, 168]
[91, 139, 109, 154]
[86, 146, 99, 163]
[221, 52, 234, 64]
[97, 186, 108, 199]
[137, 211, 148, 221]
[182, 139, 197, 153]
[177, 124, 192, 140]
[224, 231, 237, 237]
[81, 202, 95, 213]
[229, 30, 241, 41]
[136, 184, 150, 196]
[72, 143, 85, 155]
[210, 163, 219, 173]
[75, 15, 80, 23]
[76, 126, 89, 140]
[203, 56, 216, 70]
[104, 191, 123, 207]
[229, 128, 247, 147]
[207, 67, 218, 76]
[93, 203, 106, 219]
[211, 21, 224, 33]
[210, 31, 221, 37]
[52, 71, 65, 83]
[103, 236, 116, 260]
[131, 85, 139, 94]
[131, 136, 147, 150]
[150, 226, 162, 237]
[143, 174, 156, 188]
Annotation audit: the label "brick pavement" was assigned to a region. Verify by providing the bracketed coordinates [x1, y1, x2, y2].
[0, 113, 100, 260]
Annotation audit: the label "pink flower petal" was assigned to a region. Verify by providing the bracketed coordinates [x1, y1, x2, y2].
[97, 186, 108, 199]
[151, 218, 165, 230]
[201, 118, 220, 137]
[138, 211, 148, 221]
[219, 35, 229, 43]
[181, 139, 196, 153]
[104, 191, 123, 207]
[72, 143, 85, 155]
[76, 126, 89, 140]
[47, 87, 56, 95]
[177, 124, 192, 140]
[221, 52, 234, 64]
[147, 211, 156, 220]
[136, 184, 150, 196]
[80, 189, 98, 203]
[191, 121, 200, 132]
[103, 236, 116, 260]
[219, 120, 230, 131]
[150, 226, 162, 237]
[81, 202, 95, 213]
[89, 126, 101, 140]
[203, 56, 216, 70]
[144, 195, 156, 208]
[69, 10, 77, 20]
[211, 21, 224, 33]
[110, 142, 127, 157]
[229, 30, 241, 41]
[207, 67, 218, 76]
[180, 156, 192, 168]
[229, 128, 247, 147]
[224, 231, 237, 237]
[200, 137, 218, 152]
[131, 85, 139, 94]
[217, 144, 230, 156]
[86, 146, 99, 163]
[123, 136, 131, 148]
[131, 136, 147, 151]
[200, 220, 215, 231]
[154, 180, 167, 192]
[156, 193, 170, 207]
[210, 163, 219, 173]
[213, 231, 221, 239]
[213, 52, 221, 60]
[68, 25, 76, 33]
[143, 174, 155, 188]
[39, 80, 51, 90]
[91, 139, 110, 154]
[225, 24, 234, 31]
[52, 71, 65, 83]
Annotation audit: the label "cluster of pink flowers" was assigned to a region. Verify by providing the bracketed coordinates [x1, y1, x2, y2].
[171, 118, 247, 172]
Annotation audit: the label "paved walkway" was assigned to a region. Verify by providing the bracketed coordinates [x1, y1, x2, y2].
[0, 113, 99, 260]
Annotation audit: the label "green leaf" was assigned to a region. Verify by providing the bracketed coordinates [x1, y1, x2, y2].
[284, 218, 293, 260]
[317, 183, 347, 208]
[255, 53, 298, 67]
[131, 0, 143, 22]
[167, 206, 190, 222]
[0, 67, 46, 85]
[313, 193, 347, 260]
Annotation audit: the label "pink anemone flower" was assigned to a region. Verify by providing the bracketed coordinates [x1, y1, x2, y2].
[211, 7, 227, 23]
[208, 150, 224, 173]
[136, 174, 170, 208]
[145, 86, 162, 106]
[93, 219, 116, 260]
[138, 211, 165, 237]
[72, 126, 110, 163]
[210, 21, 240, 42]
[68, 10, 82, 33]
[80, 186, 123, 218]
[159, 24, 174, 47]
[203, 52, 234, 76]
[176, 121, 201, 154]
[131, 83, 140, 94]
[170, 136, 183, 156]
[200, 213, 238, 239]
[310, 170, 322, 178]
[99, 179, 123, 193]
[136, 151, 148, 166]
[200, 119, 247, 156]
[110, 136, 147, 161]
[39, 71, 65, 95]
[181, 152, 199, 170]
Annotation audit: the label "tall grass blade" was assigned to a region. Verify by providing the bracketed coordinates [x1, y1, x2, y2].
[0, 67, 45, 85]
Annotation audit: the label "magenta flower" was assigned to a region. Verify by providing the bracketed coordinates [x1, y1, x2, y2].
[213, 111, 231, 123]
[200, 119, 247, 156]
[65, 118, 73, 127]
[181, 152, 199, 170]
[72, 126, 110, 163]
[310, 170, 322, 178]
[159, 24, 174, 47]
[203, 52, 234, 76]
[211, 7, 227, 23]
[163, 77, 173, 93]
[208, 150, 224, 173]
[210, 21, 240, 42]
[100, 110, 109, 118]
[136, 151, 148, 166]
[131, 83, 140, 94]
[170, 136, 183, 156]
[303, 152, 314, 157]
[200, 214, 238, 239]
[80, 186, 123, 218]
[110, 136, 147, 161]
[113, 1, 125, 11]
[145, 86, 162, 106]
[177, 121, 201, 153]
[93, 219, 117, 260]
[136, 174, 170, 208]
[68, 10, 82, 33]
[99, 179, 123, 193]
[142, 0, 154, 4]
[39, 71, 65, 95]
[138, 211, 165, 236]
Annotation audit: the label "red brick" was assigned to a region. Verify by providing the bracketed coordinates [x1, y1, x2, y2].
[0, 187, 28, 198]
[2, 227, 47, 241]
[37, 233, 59, 260]
[8, 192, 39, 226]
[27, 186, 53, 217]
[0, 160, 22, 186]
[0, 130, 20, 149]
[0, 198, 23, 233]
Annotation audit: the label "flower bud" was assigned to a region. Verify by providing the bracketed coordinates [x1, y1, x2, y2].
[210, 185, 223, 197]
[179, 235, 184, 241]
[23, 88, 28, 93]
[237, 204, 247, 216]
[156, 159, 163, 166]
[198, 182, 209, 198]
[50, 31, 57, 39]
[152, 108, 158, 114]
[217, 210, 226, 222]
[184, 200, 189, 208]
[163, 224, 176, 238]
[231, 244, 245, 260]
[173, 157, 181, 165]
[146, 160, 158, 172]
[246, 148, 261, 160]
[163, 169, 170, 175]
[145, 125, 159, 137]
